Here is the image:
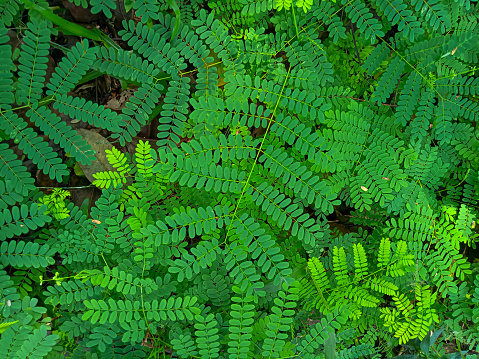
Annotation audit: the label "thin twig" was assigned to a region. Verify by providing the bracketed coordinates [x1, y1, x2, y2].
[351, 23, 372, 88]
[393, 78, 401, 106]
[393, 74, 406, 106]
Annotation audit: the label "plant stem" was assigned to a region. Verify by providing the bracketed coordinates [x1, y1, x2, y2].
[351, 23, 371, 88]
[291, 5, 300, 40]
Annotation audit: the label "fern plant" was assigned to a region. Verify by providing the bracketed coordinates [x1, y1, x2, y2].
[1, 0, 479, 357]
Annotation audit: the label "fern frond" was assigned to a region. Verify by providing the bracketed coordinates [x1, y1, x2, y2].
[228, 287, 255, 358]
[311, 1, 347, 43]
[16, 18, 51, 105]
[377, 237, 391, 267]
[87, 266, 158, 295]
[0, 111, 69, 181]
[307, 257, 331, 293]
[171, 331, 199, 358]
[0, 27, 14, 110]
[338, 343, 376, 359]
[295, 306, 352, 357]
[372, 0, 424, 41]
[118, 20, 187, 75]
[12, 325, 59, 358]
[0, 204, 51, 241]
[194, 313, 221, 358]
[53, 94, 124, 133]
[333, 246, 349, 286]
[83, 296, 200, 325]
[394, 71, 422, 126]
[353, 243, 368, 280]
[44, 279, 104, 306]
[134, 140, 154, 176]
[0, 241, 55, 268]
[0, 144, 35, 204]
[28, 106, 95, 165]
[224, 75, 330, 122]
[0, 0, 20, 27]
[47, 40, 97, 99]
[387, 241, 415, 277]
[369, 277, 398, 296]
[157, 74, 190, 147]
[362, 42, 388, 76]
[248, 184, 325, 246]
[371, 56, 405, 105]
[262, 283, 298, 358]
[343, 0, 385, 44]
[92, 45, 158, 84]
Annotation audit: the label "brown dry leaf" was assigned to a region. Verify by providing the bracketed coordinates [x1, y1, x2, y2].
[76, 129, 116, 183]
[105, 89, 136, 111]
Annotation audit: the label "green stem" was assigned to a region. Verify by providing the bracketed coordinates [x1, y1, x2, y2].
[456, 338, 466, 359]
[291, 5, 300, 39]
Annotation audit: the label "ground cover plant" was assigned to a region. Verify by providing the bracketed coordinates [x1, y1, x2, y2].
[1, 0, 479, 357]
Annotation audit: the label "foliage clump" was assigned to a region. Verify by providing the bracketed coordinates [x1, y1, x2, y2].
[0, 0, 479, 357]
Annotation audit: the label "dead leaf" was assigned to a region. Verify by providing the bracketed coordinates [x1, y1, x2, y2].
[105, 89, 136, 111]
[76, 129, 116, 183]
